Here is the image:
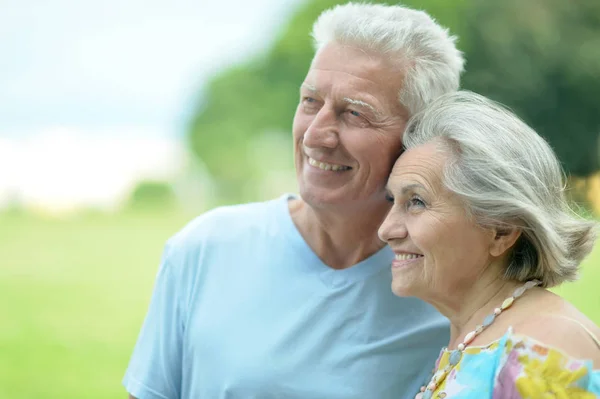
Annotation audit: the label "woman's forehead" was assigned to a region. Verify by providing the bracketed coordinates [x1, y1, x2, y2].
[390, 142, 448, 185]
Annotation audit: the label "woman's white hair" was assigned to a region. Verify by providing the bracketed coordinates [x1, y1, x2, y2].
[311, 2, 465, 116]
[403, 91, 597, 288]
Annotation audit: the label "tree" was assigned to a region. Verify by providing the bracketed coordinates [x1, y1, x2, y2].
[126, 180, 177, 211]
[461, 0, 600, 176]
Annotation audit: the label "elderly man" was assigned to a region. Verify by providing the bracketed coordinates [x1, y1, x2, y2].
[124, 3, 464, 399]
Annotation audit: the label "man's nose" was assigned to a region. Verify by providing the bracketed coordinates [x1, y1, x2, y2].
[302, 107, 339, 149]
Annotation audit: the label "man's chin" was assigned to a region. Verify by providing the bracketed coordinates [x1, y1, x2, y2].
[298, 186, 346, 209]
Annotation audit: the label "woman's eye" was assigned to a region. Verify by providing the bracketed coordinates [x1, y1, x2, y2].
[385, 193, 394, 203]
[408, 196, 426, 208]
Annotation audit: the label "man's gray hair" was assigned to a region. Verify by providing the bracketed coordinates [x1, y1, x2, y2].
[311, 2, 465, 116]
[403, 91, 597, 288]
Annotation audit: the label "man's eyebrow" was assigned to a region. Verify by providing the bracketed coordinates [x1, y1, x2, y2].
[301, 83, 317, 92]
[343, 97, 382, 117]
[299, 87, 384, 118]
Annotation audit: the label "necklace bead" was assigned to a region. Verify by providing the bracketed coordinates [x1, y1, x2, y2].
[449, 350, 462, 365]
[513, 285, 527, 298]
[524, 280, 540, 289]
[501, 297, 514, 309]
[433, 370, 447, 383]
[483, 313, 495, 326]
[463, 331, 476, 345]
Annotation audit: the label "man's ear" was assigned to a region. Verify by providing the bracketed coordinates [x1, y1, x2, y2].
[490, 227, 522, 257]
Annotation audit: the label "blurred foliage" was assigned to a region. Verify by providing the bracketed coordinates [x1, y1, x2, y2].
[461, 0, 600, 177]
[188, 0, 600, 203]
[126, 180, 177, 211]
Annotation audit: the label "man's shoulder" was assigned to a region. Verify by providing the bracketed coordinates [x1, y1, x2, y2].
[167, 195, 289, 252]
[157, 195, 292, 283]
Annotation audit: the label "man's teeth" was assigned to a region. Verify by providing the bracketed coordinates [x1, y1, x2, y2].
[395, 253, 423, 261]
[308, 157, 350, 171]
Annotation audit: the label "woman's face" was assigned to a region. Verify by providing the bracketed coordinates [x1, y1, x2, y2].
[378, 141, 497, 302]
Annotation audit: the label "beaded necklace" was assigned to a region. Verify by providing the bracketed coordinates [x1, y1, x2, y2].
[417, 279, 542, 399]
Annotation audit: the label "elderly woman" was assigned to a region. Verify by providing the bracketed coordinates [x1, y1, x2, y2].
[379, 91, 600, 398]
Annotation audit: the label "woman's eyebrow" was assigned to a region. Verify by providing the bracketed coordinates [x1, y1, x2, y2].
[401, 183, 425, 194]
[386, 183, 425, 195]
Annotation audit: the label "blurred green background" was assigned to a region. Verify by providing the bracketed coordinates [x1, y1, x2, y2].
[1, 0, 599, 398]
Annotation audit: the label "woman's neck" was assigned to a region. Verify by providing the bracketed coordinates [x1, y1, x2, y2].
[431, 276, 523, 350]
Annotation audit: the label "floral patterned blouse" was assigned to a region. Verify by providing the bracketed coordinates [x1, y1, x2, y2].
[419, 327, 600, 398]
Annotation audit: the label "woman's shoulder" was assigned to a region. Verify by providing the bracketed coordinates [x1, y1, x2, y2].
[477, 290, 599, 360]
[511, 299, 600, 367]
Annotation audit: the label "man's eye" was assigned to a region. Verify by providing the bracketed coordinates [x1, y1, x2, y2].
[349, 110, 361, 117]
[303, 97, 316, 103]
[385, 193, 394, 203]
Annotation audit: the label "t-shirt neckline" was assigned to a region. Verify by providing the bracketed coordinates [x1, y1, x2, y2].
[276, 193, 394, 286]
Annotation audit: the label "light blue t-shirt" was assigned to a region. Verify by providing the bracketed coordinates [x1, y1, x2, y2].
[123, 194, 449, 399]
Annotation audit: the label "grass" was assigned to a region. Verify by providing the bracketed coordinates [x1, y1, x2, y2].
[1, 210, 598, 398]
[0, 211, 191, 399]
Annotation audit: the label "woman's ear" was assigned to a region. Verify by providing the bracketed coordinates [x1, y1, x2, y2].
[489, 227, 522, 257]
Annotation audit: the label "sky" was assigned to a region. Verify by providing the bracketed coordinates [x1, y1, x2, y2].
[0, 0, 304, 212]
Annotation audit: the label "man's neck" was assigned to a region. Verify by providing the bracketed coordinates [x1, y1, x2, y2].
[288, 198, 390, 269]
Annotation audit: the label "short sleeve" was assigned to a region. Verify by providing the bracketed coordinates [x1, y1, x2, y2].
[123, 247, 184, 399]
[492, 335, 600, 399]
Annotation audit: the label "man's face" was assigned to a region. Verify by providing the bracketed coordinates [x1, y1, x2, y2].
[292, 42, 408, 209]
